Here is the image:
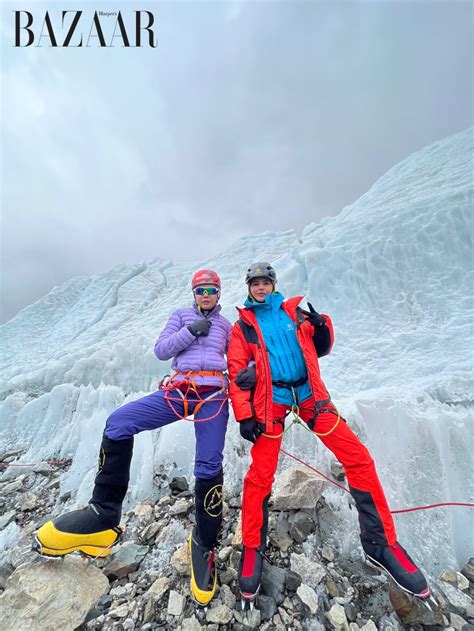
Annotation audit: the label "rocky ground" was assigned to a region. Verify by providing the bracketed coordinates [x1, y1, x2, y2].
[0, 448, 472, 631]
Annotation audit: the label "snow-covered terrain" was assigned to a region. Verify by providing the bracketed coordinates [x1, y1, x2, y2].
[1, 128, 473, 575]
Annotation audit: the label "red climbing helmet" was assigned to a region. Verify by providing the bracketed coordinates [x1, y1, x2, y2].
[191, 269, 221, 290]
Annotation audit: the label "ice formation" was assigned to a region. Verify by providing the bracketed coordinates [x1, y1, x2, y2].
[1, 128, 473, 574]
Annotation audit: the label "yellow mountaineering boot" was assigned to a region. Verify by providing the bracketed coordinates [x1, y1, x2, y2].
[34, 436, 133, 558]
[35, 505, 122, 558]
[189, 471, 223, 605]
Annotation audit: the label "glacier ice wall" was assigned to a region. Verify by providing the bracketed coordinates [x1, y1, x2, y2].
[1, 128, 473, 574]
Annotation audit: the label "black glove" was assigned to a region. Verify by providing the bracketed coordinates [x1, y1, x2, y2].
[239, 418, 265, 443]
[188, 319, 212, 337]
[235, 365, 256, 390]
[300, 302, 326, 327]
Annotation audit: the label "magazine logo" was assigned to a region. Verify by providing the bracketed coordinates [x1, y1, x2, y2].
[13, 10, 157, 48]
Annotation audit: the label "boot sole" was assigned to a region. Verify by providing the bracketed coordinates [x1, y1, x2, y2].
[240, 586, 260, 602]
[188, 534, 217, 606]
[364, 553, 431, 600]
[33, 528, 123, 559]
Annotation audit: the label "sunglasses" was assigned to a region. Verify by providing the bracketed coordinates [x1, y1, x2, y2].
[194, 287, 219, 296]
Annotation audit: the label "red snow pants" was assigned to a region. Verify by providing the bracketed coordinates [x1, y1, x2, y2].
[241, 398, 397, 548]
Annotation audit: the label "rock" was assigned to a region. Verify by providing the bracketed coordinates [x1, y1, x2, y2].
[219, 583, 236, 609]
[20, 492, 38, 512]
[133, 503, 153, 524]
[285, 569, 302, 592]
[33, 462, 54, 475]
[0, 448, 24, 462]
[456, 571, 470, 591]
[326, 575, 343, 597]
[450, 612, 468, 631]
[278, 605, 292, 626]
[0, 478, 24, 495]
[297, 583, 319, 614]
[109, 603, 129, 618]
[219, 567, 238, 585]
[218, 546, 233, 562]
[229, 496, 241, 508]
[170, 543, 190, 575]
[360, 620, 378, 631]
[327, 603, 349, 630]
[0, 563, 15, 590]
[110, 585, 128, 597]
[206, 603, 233, 624]
[461, 558, 474, 583]
[144, 576, 170, 601]
[440, 568, 458, 585]
[97, 594, 113, 609]
[0, 510, 16, 530]
[140, 522, 161, 542]
[330, 461, 345, 481]
[272, 466, 326, 510]
[344, 603, 357, 622]
[170, 476, 188, 493]
[142, 598, 155, 624]
[288, 511, 315, 543]
[169, 498, 191, 516]
[167, 589, 185, 616]
[290, 552, 325, 587]
[321, 544, 335, 562]
[262, 562, 286, 605]
[257, 594, 277, 620]
[182, 615, 202, 630]
[122, 619, 134, 630]
[45, 478, 60, 491]
[103, 542, 148, 579]
[0, 557, 109, 630]
[439, 581, 474, 618]
[245, 608, 261, 628]
[232, 520, 243, 547]
[270, 514, 292, 552]
[389, 585, 444, 625]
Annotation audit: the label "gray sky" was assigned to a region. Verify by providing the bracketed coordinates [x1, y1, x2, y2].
[1, 0, 472, 323]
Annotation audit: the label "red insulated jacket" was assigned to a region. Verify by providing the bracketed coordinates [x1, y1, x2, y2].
[227, 296, 335, 432]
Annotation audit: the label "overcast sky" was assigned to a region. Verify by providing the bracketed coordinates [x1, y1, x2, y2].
[1, 0, 472, 323]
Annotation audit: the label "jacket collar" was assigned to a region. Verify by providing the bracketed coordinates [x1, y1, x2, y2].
[193, 302, 222, 317]
[237, 295, 304, 325]
[244, 292, 284, 311]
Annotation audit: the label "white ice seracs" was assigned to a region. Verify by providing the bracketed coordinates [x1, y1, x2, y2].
[1, 128, 473, 574]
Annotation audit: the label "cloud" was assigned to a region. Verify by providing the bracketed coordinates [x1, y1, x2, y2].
[1, 0, 472, 322]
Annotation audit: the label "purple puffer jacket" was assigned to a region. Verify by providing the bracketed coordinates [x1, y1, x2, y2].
[154, 304, 233, 387]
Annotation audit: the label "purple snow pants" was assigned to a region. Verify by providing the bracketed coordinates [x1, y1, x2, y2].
[104, 388, 228, 479]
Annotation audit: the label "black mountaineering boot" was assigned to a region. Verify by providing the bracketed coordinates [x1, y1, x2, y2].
[34, 436, 133, 558]
[189, 470, 223, 605]
[239, 494, 270, 605]
[349, 486, 430, 600]
[362, 539, 430, 599]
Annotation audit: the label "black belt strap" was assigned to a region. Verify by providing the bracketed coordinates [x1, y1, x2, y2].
[272, 376, 308, 389]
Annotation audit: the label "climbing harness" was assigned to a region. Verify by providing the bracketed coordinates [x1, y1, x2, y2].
[262, 386, 341, 439]
[159, 371, 229, 423]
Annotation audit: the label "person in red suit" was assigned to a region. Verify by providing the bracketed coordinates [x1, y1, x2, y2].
[227, 262, 430, 604]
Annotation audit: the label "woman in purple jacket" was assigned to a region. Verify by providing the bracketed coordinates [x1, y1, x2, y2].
[36, 269, 233, 606]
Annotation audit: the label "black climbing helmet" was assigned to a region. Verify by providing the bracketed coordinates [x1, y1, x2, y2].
[245, 262, 277, 285]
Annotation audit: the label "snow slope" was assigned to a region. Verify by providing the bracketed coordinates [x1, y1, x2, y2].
[1, 128, 473, 574]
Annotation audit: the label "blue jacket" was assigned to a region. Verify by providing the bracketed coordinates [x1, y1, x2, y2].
[244, 293, 312, 405]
